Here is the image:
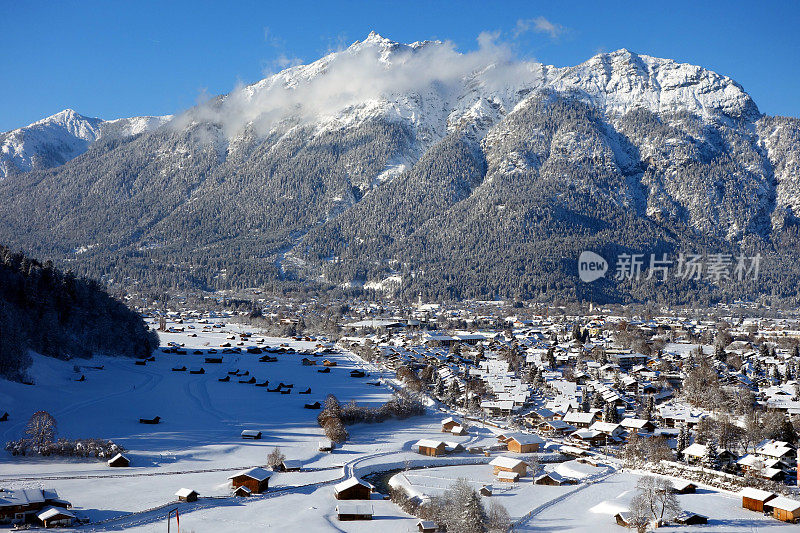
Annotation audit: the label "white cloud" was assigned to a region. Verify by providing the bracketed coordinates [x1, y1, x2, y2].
[177, 32, 536, 139]
[514, 16, 567, 40]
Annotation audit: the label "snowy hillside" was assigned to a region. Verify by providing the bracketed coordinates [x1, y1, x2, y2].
[0, 109, 171, 178]
[0, 32, 798, 302]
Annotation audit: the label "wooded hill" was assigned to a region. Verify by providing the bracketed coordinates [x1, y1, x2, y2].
[0, 246, 157, 381]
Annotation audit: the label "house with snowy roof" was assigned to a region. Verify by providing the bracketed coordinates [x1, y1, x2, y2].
[228, 467, 272, 494]
[489, 456, 527, 477]
[334, 478, 372, 500]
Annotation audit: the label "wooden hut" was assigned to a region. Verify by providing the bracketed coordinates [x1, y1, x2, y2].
[233, 486, 252, 497]
[673, 511, 708, 525]
[534, 471, 575, 486]
[505, 433, 544, 453]
[440, 417, 461, 433]
[417, 519, 438, 532]
[671, 479, 697, 494]
[489, 456, 527, 477]
[415, 439, 447, 456]
[768, 497, 800, 523]
[228, 467, 271, 494]
[241, 430, 262, 440]
[175, 488, 199, 502]
[740, 487, 777, 512]
[107, 453, 130, 467]
[36, 507, 75, 528]
[497, 471, 520, 483]
[336, 502, 373, 521]
[614, 512, 631, 527]
[334, 478, 372, 500]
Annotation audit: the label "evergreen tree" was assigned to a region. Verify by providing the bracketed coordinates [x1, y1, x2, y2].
[592, 393, 605, 410]
[676, 425, 689, 461]
[702, 439, 720, 470]
[572, 324, 582, 342]
[581, 394, 591, 413]
[447, 380, 460, 405]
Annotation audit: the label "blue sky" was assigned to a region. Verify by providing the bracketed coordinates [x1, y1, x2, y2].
[1, 0, 798, 131]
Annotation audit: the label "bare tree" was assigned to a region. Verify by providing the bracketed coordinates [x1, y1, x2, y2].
[485, 499, 511, 532]
[631, 476, 681, 526]
[267, 446, 285, 468]
[627, 493, 652, 533]
[25, 411, 56, 448]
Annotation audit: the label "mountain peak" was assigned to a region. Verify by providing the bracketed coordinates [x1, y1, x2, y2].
[350, 31, 399, 51]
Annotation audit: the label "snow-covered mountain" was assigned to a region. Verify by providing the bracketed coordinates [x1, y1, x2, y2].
[0, 32, 798, 303]
[210, 33, 758, 146]
[0, 109, 171, 178]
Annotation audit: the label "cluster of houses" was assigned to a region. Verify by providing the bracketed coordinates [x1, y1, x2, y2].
[334, 305, 800, 487]
[0, 488, 74, 528]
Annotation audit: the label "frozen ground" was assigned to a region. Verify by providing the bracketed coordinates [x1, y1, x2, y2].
[517, 471, 793, 532]
[1, 320, 798, 531]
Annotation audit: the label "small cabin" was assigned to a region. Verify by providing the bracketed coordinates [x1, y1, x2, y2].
[418, 519, 438, 532]
[241, 430, 262, 440]
[769, 497, 800, 523]
[671, 479, 696, 494]
[441, 417, 461, 433]
[479, 485, 493, 496]
[36, 507, 75, 528]
[233, 486, 252, 497]
[336, 502, 373, 521]
[281, 460, 302, 472]
[497, 471, 519, 483]
[620, 418, 656, 433]
[175, 488, 199, 502]
[614, 512, 631, 527]
[228, 467, 271, 494]
[319, 439, 334, 452]
[534, 471, 575, 486]
[107, 453, 130, 468]
[489, 456, 527, 477]
[415, 439, 447, 456]
[673, 511, 708, 525]
[505, 433, 544, 453]
[740, 488, 777, 512]
[334, 478, 372, 500]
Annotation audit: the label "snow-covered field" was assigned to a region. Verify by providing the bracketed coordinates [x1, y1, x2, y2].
[389, 460, 611, 521]
[518, 471, 791, 532]
[1, 320, 799, 531]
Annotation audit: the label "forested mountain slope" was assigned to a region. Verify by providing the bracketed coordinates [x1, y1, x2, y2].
[1, 34, 799, 303]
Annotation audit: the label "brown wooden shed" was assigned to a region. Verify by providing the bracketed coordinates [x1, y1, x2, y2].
[489, 456, 527, 477]
[769, 497, 800, 523]
[228, 467, 271, 494]
[740, 488, 777, 512]
[175, 488, 199, 502]
[334, 478, 372, 500]
[505, 433, 544, 453]
[336, 502, 373, 521]
[107, 453, 130, 467]
[415, 439, 447, 456]
[440, 417, 460, 433]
